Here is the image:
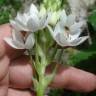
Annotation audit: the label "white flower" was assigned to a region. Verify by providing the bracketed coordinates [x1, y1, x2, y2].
[10, 4, 51, 32]
[4, 29, 35, 49]
[47, 10, 89, 47]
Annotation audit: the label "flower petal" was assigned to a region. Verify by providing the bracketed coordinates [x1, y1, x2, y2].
[67, 32, 81, 42]
[16, 13, 24, 23]
[12, 29, 24, 44]
[4, 38, 25, 49]
[29, 4, 39, 15]
[10, 20, 23, 31]
[25, 33, 35, 49]
[70, 20, 86, 34]
[60, 10, 67, 27]
[27, 15, 40, 32]
[67, 14, 76, 27]
[40, 14, 47, 28]
[70, 36, 89, 46]
[10, 20, 29, 31]
[54, 22, 64, 36]
[40, 12, 52, 29]
[55, 33, 69, 47]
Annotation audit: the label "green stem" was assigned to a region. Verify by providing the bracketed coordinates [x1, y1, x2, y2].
[37, 87, 45, 96]
[37, 70, 45, 96]
[50, 44, 58, 62]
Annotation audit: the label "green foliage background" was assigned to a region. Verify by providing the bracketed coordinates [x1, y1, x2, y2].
[0, 0, 96, 96]
[0, 0, 22, 24]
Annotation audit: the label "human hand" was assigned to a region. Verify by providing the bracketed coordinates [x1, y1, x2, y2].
[0, 24, 96, 96]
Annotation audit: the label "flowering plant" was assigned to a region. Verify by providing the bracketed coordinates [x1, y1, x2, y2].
[4, 0, 95, 96]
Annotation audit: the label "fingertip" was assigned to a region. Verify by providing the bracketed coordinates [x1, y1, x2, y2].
[0, 24, 12, 58]
[8, 88, 35, 96]
[9, 56, 33, 89]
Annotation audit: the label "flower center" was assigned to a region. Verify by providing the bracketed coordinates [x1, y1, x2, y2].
[21, 31, 27, 37]
[64, 26, 70, 37]
[65, 26, 69, 31]
[21, 31, 27, 43]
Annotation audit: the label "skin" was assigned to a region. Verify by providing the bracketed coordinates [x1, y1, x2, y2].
[0, 24, 96, 96]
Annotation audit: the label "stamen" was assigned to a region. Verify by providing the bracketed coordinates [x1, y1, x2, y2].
[65, 26, 69, 31]
[21, 31, 27, 43]
[64, 26, 70, 37]
[21, 31, 27, 37]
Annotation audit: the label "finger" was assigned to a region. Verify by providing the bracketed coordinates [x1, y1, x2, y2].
[9, 56, 96, 92]
[0, 24, 24, 59]
[8, 88, 35, 96]
[0, 56, 10, 80]
[0, 72, 9, 96]
[9, 56, 33, 89]
[50, 66, 96, 92]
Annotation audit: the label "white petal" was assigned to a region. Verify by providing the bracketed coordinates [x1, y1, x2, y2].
[12, 29, 24, 44]
[29, 4, 39, 15]
[54, 22, 63, 36]
[23, 13, 31, 23]
[4, 38, 25, 49]
[60, 10, 67, 26]
[25, 33, 35, 49]
[16, 13, 24, 23]
[70, 20, 86, 34]
[67, 14, 76, 27]
[10, 20, 22, 31]
[44, 12, 52, 26]
[55, 33, 69, 47]
[67, 32, 81, 42]
[70, 36, 89, 46]
[10, 20, 29, 31]
[40, 12, 51, 29]
[27, 16, 40, 32]
[15, 13, 31, 31]
[40, 14, 47, 28]
[15, 19, 29, 31]
[48, 23, 64, 41]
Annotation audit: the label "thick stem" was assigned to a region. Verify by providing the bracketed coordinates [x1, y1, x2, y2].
[37, 88, 44, 96]
[37, 74, 45, 96]
[37, 86, 45, 96]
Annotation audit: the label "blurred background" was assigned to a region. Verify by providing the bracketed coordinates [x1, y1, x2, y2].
[0, 0, 96, 96]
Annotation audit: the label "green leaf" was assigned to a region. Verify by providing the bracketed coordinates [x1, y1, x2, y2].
[0, 0, 5, 5]
[69, 37, 96, 65]
[44, 74, 54, 88]
[0, 11, 10, 24]
[32, 77, 39, 91]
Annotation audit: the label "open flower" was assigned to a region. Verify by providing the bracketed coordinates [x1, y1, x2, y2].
[4, 29, 35, 49]
[10, 4, 51, 32]
[47, 10, 89, 47]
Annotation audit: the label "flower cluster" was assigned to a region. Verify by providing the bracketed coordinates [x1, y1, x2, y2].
[5, 4, 51, 49]
[5, 4, 88, 50]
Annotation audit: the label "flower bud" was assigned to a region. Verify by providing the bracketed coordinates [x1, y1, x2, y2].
[39, 5, 47, 17]
[49, 11, 60, 26]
